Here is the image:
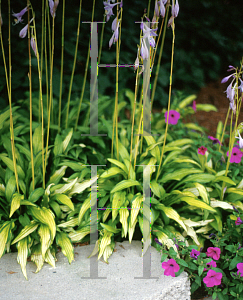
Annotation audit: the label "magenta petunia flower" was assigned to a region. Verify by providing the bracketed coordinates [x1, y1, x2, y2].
[203, 270, 222, 287]
[192, 100, 196, 112]
[208, 136, 221, 145]
[190, 249, 200, 260]
[204, 260, 217, 271]
[227, 147, 243, 163]
[198, 146, 207, 155]
[162, 258, 180, 277]
[164, 110, 180, 125]
[235, 217, 243, 226]
[206, 247, 221, 261]
[237, 263, 243, 277]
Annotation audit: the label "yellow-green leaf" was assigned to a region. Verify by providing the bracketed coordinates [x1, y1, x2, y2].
[30, 207, 56, 241]
[111, 179, 141, 193]
[31, 243, 44, 273]
[11, 221, 39, 245]
[100, 167, 127, 179]
[119, 208, 129, 238]
[56, 232, 74, 264]
[178, 94, 197, 108]
[179, 197, 216, 212]
[44, 248, 56, 268]
[0, 221, 14, 258]
[55, 194, 74, 211]
[69, 226, 90, 242]
[68, 176, 98, 196]
[9, 193, 24, 217]
[53, 177, 78, 195]
[107, 158, 128, 173]
[33, 125, 42, 155]
[38, 224, 51, 258]
[17, 237, 28, 280]
[63, 128, 73, 152]
[98, 230, 112, 260]
[130, 194, 143, 227]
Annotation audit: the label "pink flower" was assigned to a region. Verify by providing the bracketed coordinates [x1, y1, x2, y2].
[198, 146, 207, 155]
[162, 258, 180, 277]
[227, 147, 243, 163]
[203, 260, 217, 271]
[237, 263, 243, 277]
[192, 100, 196, 112]
[206, 247, 221, 261]
[203, 270, 222, 287]
[190, 249, 200, 259]
[235, 217, 243, 226]
[208, 136, 221, 145]
[164, 110, 180, 125]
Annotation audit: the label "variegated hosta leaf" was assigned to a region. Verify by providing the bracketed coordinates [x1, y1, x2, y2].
[62, 128, 73, 152]
[44, 248, 56, 268]
[68, 176, 98, 196]
[58, 218, 79, 228]
[9, 193, 24, 217]
[31, 243, 44, 273]
[98, 230, 112, 260]
[38, 224, 51, 258]
[194, 183, 209, 204]
[196, 224, 213, 234]
[119, 208, 129, 238]
[0, 221, 14, 258]
[88, 240, 99, 258]
[111, 179, 141, 194]
[103, 241, 115, 263]
[156, 204, 187, 231]
[55, 194, 74, 211]
[182, 218, 214, 227]
[17, 237, 28, 280]
[210, 200, 233, 210]
[30, 207, 56, 241]
[78, 193, 96, 225]
[102, 209, 111, 223]
[100, 167, 127, 179]
[237, 178, 243, 189]
[150, 180, 165, 199]
[184, 225, 200, 245]
[52, 177, 78, 195]
[107, 158, 128, 173]
[11, 220, 39, 245]
[128, 218, 137, 243]
[112, 191, 125, 221]
[68, 227, 90, 243]
[48, 166, 67, 185]
[56, 232, 74, 264]
[130, 194, 143, 227]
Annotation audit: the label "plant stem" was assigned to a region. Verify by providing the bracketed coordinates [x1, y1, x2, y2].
[6, 0, 19, 193]
[156, 20, 176, 181]
[65, 0, 83, 129]
[74, 0, 95, 131]
[58, 0, 65, 132]
[27, 1, 35, 191]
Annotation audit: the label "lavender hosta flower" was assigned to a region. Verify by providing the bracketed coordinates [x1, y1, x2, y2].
[103, 1, 121, 22]
[49, 0, 59, 18]
[154, 238, 162, 246]
[19, 17, 34, 38]
[172, 0, 179, 18]
[109, 21, 119, 48]
[31, 36, 37, 57]
[236, 130, 243, 149]
[140, 38, 149, 60]
[12, 6, 28, 25]
[134, 48, 140, 71]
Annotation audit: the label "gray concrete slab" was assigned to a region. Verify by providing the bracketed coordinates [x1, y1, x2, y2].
[0, 241, 191, 300]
